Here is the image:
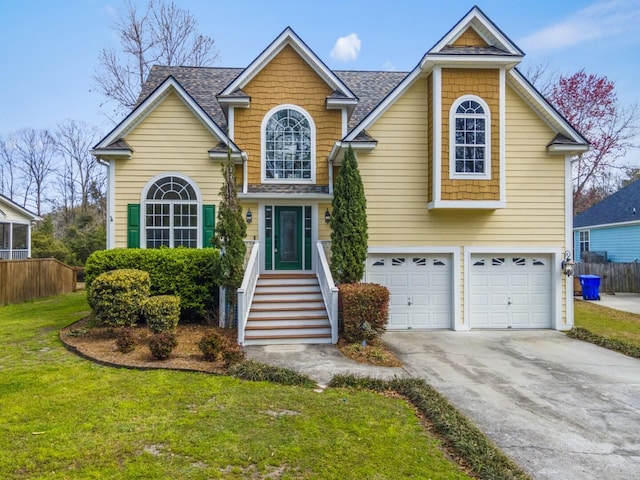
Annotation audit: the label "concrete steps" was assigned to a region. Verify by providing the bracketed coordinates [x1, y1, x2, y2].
[243, 273, 332, 345]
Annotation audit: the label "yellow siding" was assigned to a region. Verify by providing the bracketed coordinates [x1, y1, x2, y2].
[441, 68, 500, 200]
[363, 80, 565, 246]
[364, 79, 567, 324]
[427, 73, 433, 203]
[452, 27, 489, 47]
[244, 202, 259, 241]
[318, 202, 332, 241]
[113, 91, 225, 248]
[234, 45, 341, 186]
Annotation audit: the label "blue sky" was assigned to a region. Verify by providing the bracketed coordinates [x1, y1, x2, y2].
[1, 0, 639, 164]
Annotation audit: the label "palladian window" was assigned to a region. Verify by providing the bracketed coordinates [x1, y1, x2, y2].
[451, 96, 490, 178]
[144, 175, 198, 248]
[263, 106, 313, 181]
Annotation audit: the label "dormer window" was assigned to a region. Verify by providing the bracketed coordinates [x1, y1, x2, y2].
[262, 105, 315, 183]
[450, 96, 491, 179]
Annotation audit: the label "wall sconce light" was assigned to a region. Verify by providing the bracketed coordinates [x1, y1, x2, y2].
[324, 208, 331, 224]
[246, 208, 252, 224]
[561, 250, 575, 276]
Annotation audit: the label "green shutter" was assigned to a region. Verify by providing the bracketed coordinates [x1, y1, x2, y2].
[202, 204, 216, 248]
[127, 204, 140, 248]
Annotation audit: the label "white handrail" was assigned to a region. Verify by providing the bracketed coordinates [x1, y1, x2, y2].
[316, 241, 339, 343]
[237, 241, 260, 345]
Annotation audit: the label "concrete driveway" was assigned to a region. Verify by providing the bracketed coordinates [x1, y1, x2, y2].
[383, 330, 640, 480]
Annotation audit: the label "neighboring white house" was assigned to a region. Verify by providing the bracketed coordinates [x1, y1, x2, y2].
[0, 194, 41, 260]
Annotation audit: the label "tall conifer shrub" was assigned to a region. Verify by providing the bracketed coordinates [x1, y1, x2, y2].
[213, 150, 247, 315]
[330, 145, 368, 283]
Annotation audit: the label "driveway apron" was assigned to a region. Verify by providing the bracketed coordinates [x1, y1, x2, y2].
[383, 330, 640, 480]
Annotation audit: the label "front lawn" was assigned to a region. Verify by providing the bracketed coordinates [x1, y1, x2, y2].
[0, 293, 472, 479]
[574, 299, 640, 348]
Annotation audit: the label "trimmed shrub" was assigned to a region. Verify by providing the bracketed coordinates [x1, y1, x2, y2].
[221, 340, 244, 367]
[198, 329, 245, 366]
[339, 283, 390, 343]
[114, 327, 137, 353]
[148, 332, 178, 360]
[143, 295, 180, 333]
[88, 269, 150, 327]
[198, 331, 223, 361]
[85, 248, 222, 321]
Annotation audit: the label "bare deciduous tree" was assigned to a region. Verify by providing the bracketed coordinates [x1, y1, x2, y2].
[0, 134, 21, 201]
[94, 0, 218, 116]
[522, 59, 557, 98]
[14, 128, 57, 215]
[55, 120, 103, 220]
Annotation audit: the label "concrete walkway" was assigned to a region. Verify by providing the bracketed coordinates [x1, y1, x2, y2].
[587, 292, 640, 314]
[245, 331, 640, 480]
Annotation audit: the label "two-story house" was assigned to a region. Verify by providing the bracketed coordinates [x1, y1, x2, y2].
[92, 6, 589, 345]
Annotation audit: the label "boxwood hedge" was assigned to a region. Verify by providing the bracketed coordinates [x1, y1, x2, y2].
[88, 269, 151, 327]
[85, 248, 222, 321]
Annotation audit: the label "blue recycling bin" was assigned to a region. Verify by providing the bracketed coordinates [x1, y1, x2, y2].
[579, 275, 601, 300]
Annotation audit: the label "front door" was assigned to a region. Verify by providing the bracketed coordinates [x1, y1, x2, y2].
[274, 206, 303, 270]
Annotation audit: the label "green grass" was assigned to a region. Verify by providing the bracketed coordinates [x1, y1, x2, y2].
[330, 375, 531, 480]
[0, 293, 472, 479]
[572, 299, 640, 356]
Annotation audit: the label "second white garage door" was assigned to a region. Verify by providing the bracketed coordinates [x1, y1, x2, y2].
[367, 254, 452, 330]
[470, 254, 552, 328]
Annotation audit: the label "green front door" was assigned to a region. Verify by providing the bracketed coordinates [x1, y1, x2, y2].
[274, 206, 303, 270]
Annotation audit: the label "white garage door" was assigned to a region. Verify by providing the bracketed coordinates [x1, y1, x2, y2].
[367, 254, 452, 330]
[470, 254, 552, 329]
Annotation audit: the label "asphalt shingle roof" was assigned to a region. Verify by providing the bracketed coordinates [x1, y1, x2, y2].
[574, 179, 640, 228]
[137, 65, 409, 135]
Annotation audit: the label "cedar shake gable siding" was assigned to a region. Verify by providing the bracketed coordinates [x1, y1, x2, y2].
[234, 45, 341, 186]
[441, 68, 500, 201]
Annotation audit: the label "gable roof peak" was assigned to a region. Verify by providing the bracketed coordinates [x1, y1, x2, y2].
[426, 5, 524, 59]
[219, 27, 356, 101]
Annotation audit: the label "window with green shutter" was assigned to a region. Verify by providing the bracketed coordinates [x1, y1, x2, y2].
[202, 204, 215, 248]
[127, 204, 140, 248]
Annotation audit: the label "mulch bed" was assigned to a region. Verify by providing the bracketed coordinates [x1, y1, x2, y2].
[60, 317, 227, 374]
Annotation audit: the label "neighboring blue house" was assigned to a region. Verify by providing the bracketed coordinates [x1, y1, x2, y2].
[573, 179, 640, 263]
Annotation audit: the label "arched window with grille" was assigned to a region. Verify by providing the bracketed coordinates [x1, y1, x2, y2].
[450, 96, 491, 179]
[262, 105, 315, 182]
[143, 174, 200, 248]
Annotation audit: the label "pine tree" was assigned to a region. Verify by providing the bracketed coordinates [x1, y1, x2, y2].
[212, 150, 247, 314]
[330, 145, 368, 283]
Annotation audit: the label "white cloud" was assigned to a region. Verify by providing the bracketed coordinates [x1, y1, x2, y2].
[103, 4, 116, 16]
[330, 33, 361, 62]
[519, 0, 640, 53]
[383, 61, 396, 71]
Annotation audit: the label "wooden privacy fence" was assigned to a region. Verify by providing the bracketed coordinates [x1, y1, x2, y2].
[0, 258, 78, 305]
[574, 262, 640, 294]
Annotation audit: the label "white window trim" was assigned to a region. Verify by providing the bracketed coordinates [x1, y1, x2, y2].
[140, 172, 203, 249]
[579, 230, 590, 254]
[449, 95, 491, 180]
[261, 104, 316, 184]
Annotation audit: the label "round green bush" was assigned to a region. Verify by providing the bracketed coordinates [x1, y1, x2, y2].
[143, 295, 180, 333]
[88, 269, 151, 327]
